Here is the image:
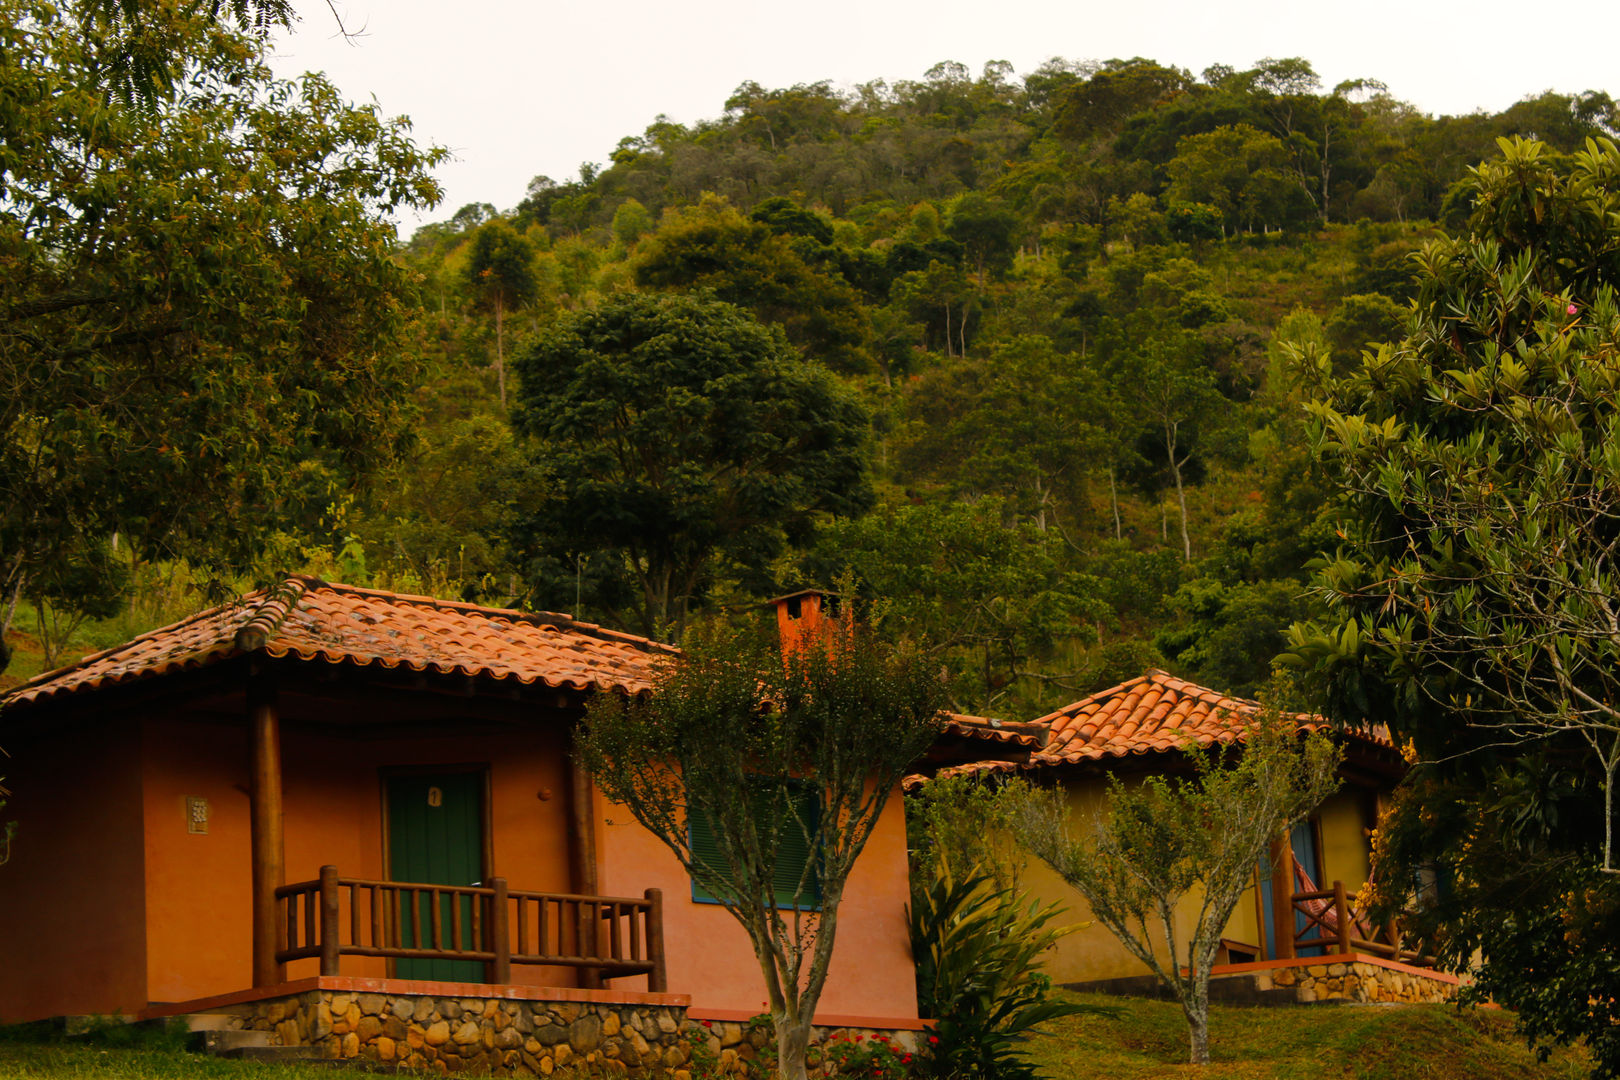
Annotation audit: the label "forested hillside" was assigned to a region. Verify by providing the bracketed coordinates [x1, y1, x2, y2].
[7, 53, 1618, 718]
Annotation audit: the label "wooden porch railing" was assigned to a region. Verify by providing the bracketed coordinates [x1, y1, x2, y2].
[1290, 880, 1431, 967]
[275, 866, 667, 991]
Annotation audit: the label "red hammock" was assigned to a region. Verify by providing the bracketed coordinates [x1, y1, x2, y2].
[1291, 854, 1376, 941]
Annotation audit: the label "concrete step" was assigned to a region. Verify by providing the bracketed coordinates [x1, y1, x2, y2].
[188, 1028, 273, 1054]
[179, 1011, 245, 1033]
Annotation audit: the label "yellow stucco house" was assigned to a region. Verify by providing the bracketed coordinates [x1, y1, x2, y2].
[929, 671, 1459, 1004]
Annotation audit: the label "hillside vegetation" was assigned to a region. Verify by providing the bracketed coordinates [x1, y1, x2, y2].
[6, 55, 1618, 721]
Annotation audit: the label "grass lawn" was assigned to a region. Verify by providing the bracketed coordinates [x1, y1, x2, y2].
[0, 1043, 344, 1080]
[0, 995, 1591, 1078]
[1025, 992, 1591, 1079]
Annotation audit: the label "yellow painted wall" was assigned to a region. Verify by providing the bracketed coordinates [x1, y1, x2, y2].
[1022, 779, 1374, 986]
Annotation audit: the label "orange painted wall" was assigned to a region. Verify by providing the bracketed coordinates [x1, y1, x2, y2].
[7, 701, 916, 1021]
[597, 784, 919, 1022]
[139, 713, 577, 1005]
[0, 721, 148, 1021]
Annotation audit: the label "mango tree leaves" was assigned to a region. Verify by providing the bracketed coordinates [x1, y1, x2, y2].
[0, 0, 445, 666]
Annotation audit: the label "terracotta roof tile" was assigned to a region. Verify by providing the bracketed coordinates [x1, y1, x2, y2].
[940, 712, 1047, 748]
[923, 670, 1393, 784]
[1032, 670, 1261, 765]
[2, 575, 675, 711]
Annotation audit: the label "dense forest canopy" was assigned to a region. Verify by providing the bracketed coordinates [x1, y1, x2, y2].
[6, 51, 1618, 722]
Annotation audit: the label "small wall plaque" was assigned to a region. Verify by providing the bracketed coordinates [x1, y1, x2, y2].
[186, 795, 209, 835]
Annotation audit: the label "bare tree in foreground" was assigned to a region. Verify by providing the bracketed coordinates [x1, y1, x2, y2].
[1008, 708, 1340, 1064]
[579, 618, 945, 1080]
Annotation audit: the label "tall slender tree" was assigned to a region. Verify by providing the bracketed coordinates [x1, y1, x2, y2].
[465, 220, 539, 409]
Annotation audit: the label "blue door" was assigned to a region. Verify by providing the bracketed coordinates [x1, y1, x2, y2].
[1258, 821, 1324, 958]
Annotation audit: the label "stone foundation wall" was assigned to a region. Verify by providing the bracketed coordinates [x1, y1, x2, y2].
[1257, 960, 1456, 1004]
[229, 990, 916, 1077]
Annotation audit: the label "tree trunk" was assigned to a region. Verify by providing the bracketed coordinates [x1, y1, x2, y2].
[1166, 420, 1192, 562]
[495, 295, 507, 409]
[943, 303, 952, 357]
[1109, 469, 1122, 541]
[774, 1012, 813, 1080]
[1182, 981, 1211, 1064]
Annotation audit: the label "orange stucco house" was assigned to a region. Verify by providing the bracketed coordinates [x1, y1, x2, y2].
[0, 576, 921, 1067]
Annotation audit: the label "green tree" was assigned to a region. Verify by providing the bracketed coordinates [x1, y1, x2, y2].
[508, 293, 871, 639]
[0, 0, 444, 672]
[800, 499, 1106, 714]
[945, 192, 1019, 285]
[1008, 705, 1340, 1064]
[1103, 334, 1227, 562]
[894, 335, 1110, 530]
[632, 197, 873, 373]
[580, 616, 946, 1080]
[1286, 137, 1620, 1075]
[1165, 124, 1312, 234]
[465, 220, 538, 408]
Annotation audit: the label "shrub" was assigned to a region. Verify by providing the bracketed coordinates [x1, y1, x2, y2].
[908, 868, 1100, 1080]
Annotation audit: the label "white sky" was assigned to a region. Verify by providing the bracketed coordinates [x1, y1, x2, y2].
[266, 0, 1620, 235]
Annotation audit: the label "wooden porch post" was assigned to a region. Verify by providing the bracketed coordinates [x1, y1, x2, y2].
[644, 888, 667, 993]
[249, 675, 286, 987]
[1332, 880, 1353, 955]
[567, 744, 603, 990]
[490, 877, 511, 984]
[1269, 833, 1295, 960]
[319, 865, 341, 976]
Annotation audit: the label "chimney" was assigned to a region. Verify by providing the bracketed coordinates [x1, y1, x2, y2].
[767, 589, 841, 656]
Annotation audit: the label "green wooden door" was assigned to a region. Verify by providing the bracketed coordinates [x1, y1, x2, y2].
[386, 771, 486, 982]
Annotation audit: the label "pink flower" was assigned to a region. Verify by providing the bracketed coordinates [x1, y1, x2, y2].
[1569, 303, 1579, 315]
[928, 1035, 939, 1045]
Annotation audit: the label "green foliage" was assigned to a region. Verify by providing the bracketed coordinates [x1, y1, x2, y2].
[908, 868, 1094, 1080]
[800, 499, 1105, 713]
[905, 773, 1021, 890]
[1156, 577, 1305, 697]
[508, 292, 871, 638]
[822, 1032, 915, 1080]
[1007, 701, 1340, 1064]
[465, 221, 539, 314]
[579, 614, 946, 1080]
[633, 198, 874, 373]
[0, 0, 444, 670]
[1165, 125, 1314, 234]
[1288, 136, 1620, 1077]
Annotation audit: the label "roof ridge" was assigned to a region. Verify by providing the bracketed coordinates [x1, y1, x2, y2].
[1031, 672, 1155, 726]
[234, 576, 312, 652]
[304, 578, 680, 656]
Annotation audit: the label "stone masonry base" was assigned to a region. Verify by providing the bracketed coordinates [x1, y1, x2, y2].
[1237, 956, 1457, 1004]
[150, 978, 920, 1077]
[1065, 952, 1460, 1007]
